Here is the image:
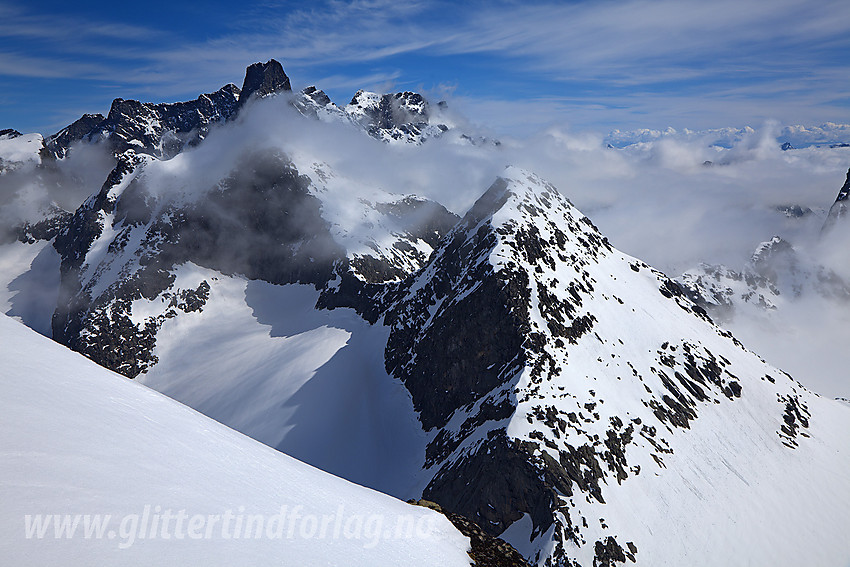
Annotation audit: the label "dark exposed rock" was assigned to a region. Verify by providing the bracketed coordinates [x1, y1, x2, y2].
[42, 85, 240, 160]
[39, 59, 294, 161]
[777, 393, 811, 448]
[238, 59, 291, 106]
[822, 167, 850, 234]
[0, 128, 22, 138]
[40, 59, 287, 160]
[341, 197, 460, 284]
[29, 102, 833, 567]
[409, 500, 532, 567]
[153, 149, 342, 285]
[345, 90, 449, 144]
[293, 86, 336, 118]
[348, 91, 430, 131]
[387, 255, 527, 429]
[384, 178, 529, 431]
[593, 536, 636, 566]
[373, 169, 796, 566]
[7, 206, 73, 244]
[51, 148, 344, 377]
[41, 113, 105, 159]
[423, 432, 574, 539]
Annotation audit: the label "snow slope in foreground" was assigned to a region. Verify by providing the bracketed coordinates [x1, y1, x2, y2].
[0, 315, 471, 566]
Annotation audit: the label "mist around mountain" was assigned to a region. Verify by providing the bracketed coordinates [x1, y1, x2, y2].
[2, 59, 850, 566]
[5, 64, 849, 397]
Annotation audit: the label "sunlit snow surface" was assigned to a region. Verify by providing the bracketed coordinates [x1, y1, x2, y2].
[2, 91, 850, 566]
[0, 132, 42, 170]
[0, 314, 471, 566]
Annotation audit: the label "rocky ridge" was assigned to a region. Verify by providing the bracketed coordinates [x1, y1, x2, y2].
[38, 59, 453, 163]
[378, 167, 832, 565]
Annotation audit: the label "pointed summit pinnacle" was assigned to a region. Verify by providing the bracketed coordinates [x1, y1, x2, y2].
[239, 59, 292, 105]
[821, 167, 850, 235]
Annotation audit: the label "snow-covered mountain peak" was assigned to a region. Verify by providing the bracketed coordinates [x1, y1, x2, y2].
[426, 166, 612, 290]
[5, 61, 850, 567]
[342, 89, 448, 145]
[470, 167, 582, 229]
[293, 86, 342, 121]
[41, 84, 241, 160]
[381, 167, 850, 566]
[345, 90, 429, 120]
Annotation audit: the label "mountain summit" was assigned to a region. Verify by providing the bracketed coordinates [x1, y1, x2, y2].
[382, 167, 850, 565]
[239, 59, 292, 105]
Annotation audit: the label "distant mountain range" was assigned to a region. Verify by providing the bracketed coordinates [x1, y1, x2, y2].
[605, 123, 850, 149]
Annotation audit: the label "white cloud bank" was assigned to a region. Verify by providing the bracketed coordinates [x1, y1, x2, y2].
[2, 90, 849, 398]
[119, 94, 850, 397]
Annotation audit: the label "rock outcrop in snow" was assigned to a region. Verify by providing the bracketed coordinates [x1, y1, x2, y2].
[42, 85, 241, 160]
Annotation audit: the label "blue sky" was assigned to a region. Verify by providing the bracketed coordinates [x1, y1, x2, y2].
[1, 0, 849, 136]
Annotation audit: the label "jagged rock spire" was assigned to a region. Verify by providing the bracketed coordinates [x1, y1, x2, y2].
[238, 59, 291, 104]
[821, 167, 850, 234]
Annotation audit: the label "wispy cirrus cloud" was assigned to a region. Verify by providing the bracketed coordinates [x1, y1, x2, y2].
[1, 0, 848, 135]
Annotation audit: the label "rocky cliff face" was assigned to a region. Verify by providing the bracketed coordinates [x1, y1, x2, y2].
[40, 113, 105, 159]
[344, 90, 449, 144]
[379, 168, 841, 566]
[33, 150, 850, 566]
[290, 86, 451, 145]
[42, 85, 241, 160]
[48, 140, 456, 377]
[39, 58, 452, 160]
[822, 167, 850, 234]
[40, 59, 298, 161]
[238, 59, 292, 105]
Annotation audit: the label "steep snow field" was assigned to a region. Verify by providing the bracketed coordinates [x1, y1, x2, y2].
[0, 240, 60, 336]
[138, 264, 429, 498]
[0, 241, 48, 312]
[0, 132, 42, 167]
[0, 314, 471, 566]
